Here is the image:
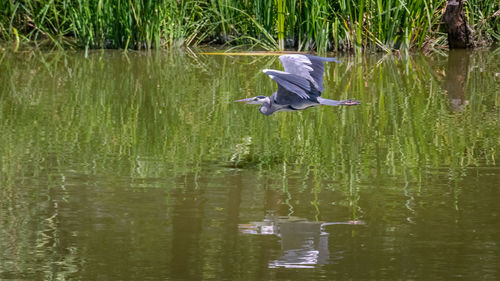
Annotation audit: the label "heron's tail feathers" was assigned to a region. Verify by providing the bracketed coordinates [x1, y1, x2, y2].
[318, 97, 361, 106]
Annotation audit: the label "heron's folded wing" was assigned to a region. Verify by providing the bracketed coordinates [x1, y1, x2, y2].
[262, 69, 311, 99]
[279, 54, 339, 92]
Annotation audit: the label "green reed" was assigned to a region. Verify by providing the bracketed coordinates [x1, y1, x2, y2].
[0, 0, 212, 50]
[1, 0, 498, 51]
[276, 0, 285, 50]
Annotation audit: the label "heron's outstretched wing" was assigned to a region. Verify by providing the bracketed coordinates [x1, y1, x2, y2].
[279, 54, 339, 92]
[262, 69, 311, 99]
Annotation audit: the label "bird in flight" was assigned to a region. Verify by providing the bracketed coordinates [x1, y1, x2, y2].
[236, 54, 360, 115]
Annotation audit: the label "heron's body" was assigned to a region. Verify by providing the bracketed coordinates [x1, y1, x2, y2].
[236, 54, 360, 115]
[259, 92, 321, 115]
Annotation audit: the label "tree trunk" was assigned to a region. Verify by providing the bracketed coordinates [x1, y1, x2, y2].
[442, 0, 474, 49]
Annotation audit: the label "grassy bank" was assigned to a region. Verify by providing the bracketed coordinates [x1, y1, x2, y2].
[0, 0, 499, 52]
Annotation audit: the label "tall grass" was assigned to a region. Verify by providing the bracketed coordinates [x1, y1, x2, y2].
[0, 0, 212, 50]
[0, 0, 499, 51]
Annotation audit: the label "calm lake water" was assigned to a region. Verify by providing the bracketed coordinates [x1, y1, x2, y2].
[0, 49, 499, 280]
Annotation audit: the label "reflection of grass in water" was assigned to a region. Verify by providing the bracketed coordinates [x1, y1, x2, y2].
[1, 50, 498, 278]
[0, 50, 498, 271]
[0, 50, 498, 188]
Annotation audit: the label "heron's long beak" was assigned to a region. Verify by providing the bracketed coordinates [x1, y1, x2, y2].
[235, 98, 253, 103]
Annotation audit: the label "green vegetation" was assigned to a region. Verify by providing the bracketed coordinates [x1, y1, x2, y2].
[1, 0, 498, 52]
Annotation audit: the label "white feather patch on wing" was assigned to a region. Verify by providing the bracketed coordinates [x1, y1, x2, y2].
[280, 54, 314, 71]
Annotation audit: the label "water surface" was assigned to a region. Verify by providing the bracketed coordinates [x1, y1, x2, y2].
[0, 49, 499, 280]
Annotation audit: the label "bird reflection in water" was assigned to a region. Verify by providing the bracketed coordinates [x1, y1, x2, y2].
[239, 214, 364, 268]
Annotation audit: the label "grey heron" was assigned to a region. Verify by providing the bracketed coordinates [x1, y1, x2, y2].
[236, 54, 360, 115]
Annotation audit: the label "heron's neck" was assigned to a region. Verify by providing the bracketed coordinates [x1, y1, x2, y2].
[259, 96, 274, 115]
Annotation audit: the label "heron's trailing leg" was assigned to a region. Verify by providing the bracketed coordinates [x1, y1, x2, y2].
[317, 97, 361, 106]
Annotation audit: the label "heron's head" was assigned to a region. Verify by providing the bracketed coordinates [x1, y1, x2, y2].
[235, 95, 269, 105]
[235, 95, 274, 115]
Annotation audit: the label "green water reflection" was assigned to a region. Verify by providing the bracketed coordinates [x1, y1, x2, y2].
[0, 49, 499, 280]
